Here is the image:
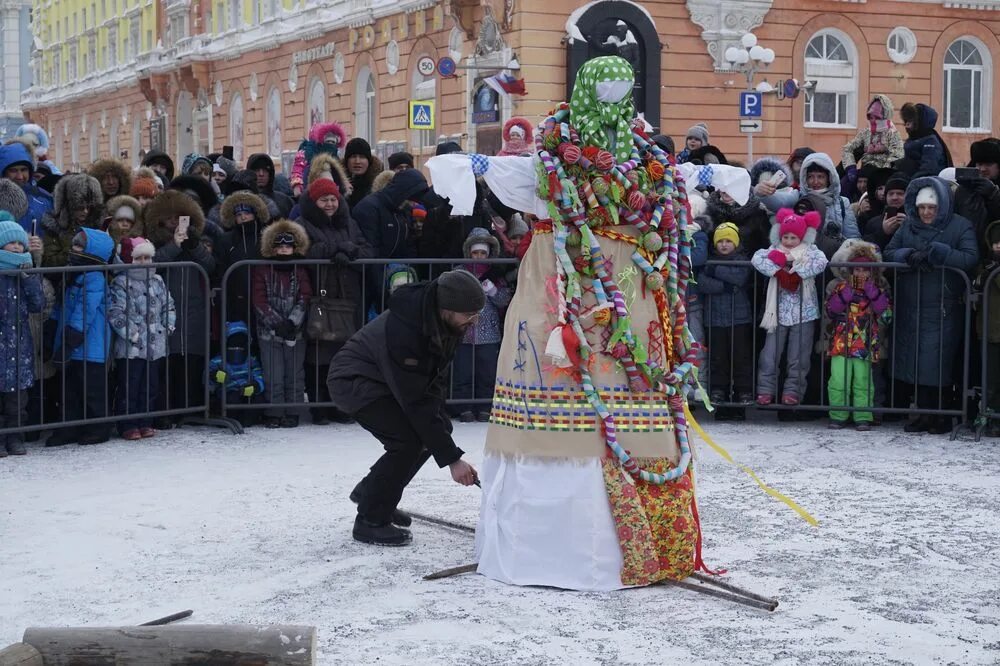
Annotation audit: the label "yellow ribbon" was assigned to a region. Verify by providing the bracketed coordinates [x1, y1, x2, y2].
[684, 404, 819, 527]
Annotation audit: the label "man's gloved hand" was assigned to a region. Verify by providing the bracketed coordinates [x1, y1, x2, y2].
[965, 176, 999, 198]
[274, 319, 297, 340]
[333, 252, 351, 267]
[64, 327, 84, 350]
[906, 250, 929, 267]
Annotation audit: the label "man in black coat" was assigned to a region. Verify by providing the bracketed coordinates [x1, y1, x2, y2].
[247, 153, 294, 218]
[328, 270, 484, 546]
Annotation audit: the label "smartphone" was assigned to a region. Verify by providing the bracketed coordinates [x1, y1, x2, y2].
[177, 215, 190, 236]
[884, 206, 900, 218]
[956, 167, 979, 182]
[769, 171, 786, 187]
[31, 219, 37, 236]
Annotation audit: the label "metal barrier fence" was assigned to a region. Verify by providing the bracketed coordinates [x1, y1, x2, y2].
[970, 263, 1000, 441]
[2, 256, 991, 444]
[0, 262, 237, 448]
[217, 258, 519, 425]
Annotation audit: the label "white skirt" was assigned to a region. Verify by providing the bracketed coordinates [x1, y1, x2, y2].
[474, 451, 627, 591]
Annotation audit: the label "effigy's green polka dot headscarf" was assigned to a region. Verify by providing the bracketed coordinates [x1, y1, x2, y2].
[570, 55, 636, 164]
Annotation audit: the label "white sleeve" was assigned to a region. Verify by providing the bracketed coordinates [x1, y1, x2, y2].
[426, 154, 541, 217]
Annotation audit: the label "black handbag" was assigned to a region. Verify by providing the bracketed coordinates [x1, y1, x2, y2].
[305, 278, 357, 343]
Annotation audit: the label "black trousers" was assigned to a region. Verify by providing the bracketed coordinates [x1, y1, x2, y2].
[115, 358, 159, 431]
[161, 353, 206, 413]
[0, 389, 27, 446]
[353, 397, 434, 524]
[64, 360, 110, 438]
[709, 324, 754, 397]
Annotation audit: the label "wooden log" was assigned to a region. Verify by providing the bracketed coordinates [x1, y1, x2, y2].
[0, 643, 43, 666]
[22, 624, 316, 666]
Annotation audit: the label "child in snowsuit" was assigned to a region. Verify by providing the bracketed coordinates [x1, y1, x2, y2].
[752, 208, 828, 406]
[209, 320, 265, 425]
[253, 220, 313, 427]
[108, 237, 176, 440]
[841, 95, 905, 188]
[290, 122, 347, 197]
[48, 228, 115, 446]
[699, 222, 754, 419]
[0, 215, 45, 456]
[454, 228, 511, 422]
[825, 240, 893, 431]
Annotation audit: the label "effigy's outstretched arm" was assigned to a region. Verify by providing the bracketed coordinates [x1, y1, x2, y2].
[426, 154, 543, 217]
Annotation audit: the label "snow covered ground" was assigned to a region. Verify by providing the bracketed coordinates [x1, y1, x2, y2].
[1, 417, 998, 665]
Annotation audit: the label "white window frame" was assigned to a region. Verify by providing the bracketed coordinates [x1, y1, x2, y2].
[266, 86, 282, 157]
[229, 91, 244, 162]
[943, 36, 992, 133]
[354, 66, 376, 144]
[228, 0, 240, 30]
[803, 28, 858, 129]
[307, 76, 325, 126]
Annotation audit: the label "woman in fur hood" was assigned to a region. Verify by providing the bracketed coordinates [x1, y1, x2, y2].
[41, 173, 104, 269]
[216, 190, 271, 325]
[88, 158, 133, 200]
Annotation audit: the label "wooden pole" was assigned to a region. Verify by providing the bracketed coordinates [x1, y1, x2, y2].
[22, 624, 317, 666]
[140, 610, 194, 626]
[0, 643, 43, 666]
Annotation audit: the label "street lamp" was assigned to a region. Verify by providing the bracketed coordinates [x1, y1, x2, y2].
[726, 32, 774, 163]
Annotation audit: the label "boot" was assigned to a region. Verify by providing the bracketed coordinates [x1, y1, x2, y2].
[349, 484, 412, 527]
[262, 416, 281, 429]
[311, 409, 331, 426]
[5, 439, 26, 456]
[927, 417, 952, 435]
[279, 415, 299, 428]
[904, 416, 932, 433]
[329, 408, 355, 424]
[475, 411, 491, 423]
[352, 515, 412, 547]
[459, 411, 475, 423]
[79, 432, 110, 446]
[45, 429, 78, 447]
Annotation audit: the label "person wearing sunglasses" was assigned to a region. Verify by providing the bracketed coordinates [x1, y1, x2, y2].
[327, 269, 485, 546]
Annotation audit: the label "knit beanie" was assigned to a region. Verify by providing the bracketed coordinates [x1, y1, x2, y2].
[387, 151, 414, 170]
[308, 177, 340, 202]
[916, 187, 938, 207]
[216, 156, 238, 178]
[686, 123, 709, 145]
[120, 236, 155, 264]
[0, 179, 29, 220]
[130, 176, 158, 199]
[0, 213, 29, 248]
[885, 172, 910, 194]
[435, 141, 463, 156]
[508, 213, 529, 237]
[776, 208, 821, 241]
[713, 222, 740, 248]
[343, 138, 373, 162]
[437, 269, 486, 312]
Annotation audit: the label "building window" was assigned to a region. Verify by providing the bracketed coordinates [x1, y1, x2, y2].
[229, 0, 240, 30]
[129, 18, 139, 58]
[230, 92, 244, 162]
[411, 58, 436, 152]
[266, 87, 282, 157]
[886, 27, 917, 65]
[89, 132, 98, 163]
[354, 66, 376, 144]
[132, 116, 142, 167]
[943, 37, 991, 132]
[804, 29, 857, 128]
[307, 76, 325, 127]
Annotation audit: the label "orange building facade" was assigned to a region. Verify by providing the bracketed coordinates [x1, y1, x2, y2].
[23, 0, 1000, 173]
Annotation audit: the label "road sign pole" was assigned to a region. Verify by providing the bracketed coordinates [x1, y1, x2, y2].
[748, 132, 753, 165]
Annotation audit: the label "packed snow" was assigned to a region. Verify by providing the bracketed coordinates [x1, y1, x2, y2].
[1, 417, 999, 664]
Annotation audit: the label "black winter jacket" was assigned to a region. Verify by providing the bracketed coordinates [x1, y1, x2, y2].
[327, 280, 464, 467]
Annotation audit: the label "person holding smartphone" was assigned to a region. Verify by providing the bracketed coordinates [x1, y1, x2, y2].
[863, 172, 909, 250]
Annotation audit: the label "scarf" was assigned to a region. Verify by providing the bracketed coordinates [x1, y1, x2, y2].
[0, 249, 31, 269]
[760, 243, 811, 332]
[570, 56, 636, 164]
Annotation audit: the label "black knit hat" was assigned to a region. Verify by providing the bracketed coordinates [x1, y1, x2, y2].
[435, 141, 463, 156]
[885, 172, 910, 194]
[344, 138, 373, 162]
[970, 138, 1000, 166]
[388, 151, 414, 170]
[436, 269, 486, 312]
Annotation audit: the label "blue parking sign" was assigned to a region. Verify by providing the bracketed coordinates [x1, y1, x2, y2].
[740, 92, 762, 117]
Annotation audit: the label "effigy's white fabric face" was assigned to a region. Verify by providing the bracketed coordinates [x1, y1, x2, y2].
[596, 79, 632, 104]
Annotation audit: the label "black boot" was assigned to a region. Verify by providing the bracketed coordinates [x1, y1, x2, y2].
[45, 429, 78, 446]
[6, 439, 27, 456]
[349, 483, 412, 527]
[904, 416, 932, 433]
[353, 515, 412, 546]
[279, 415, 299, 428]
[927, 417, 953, 435]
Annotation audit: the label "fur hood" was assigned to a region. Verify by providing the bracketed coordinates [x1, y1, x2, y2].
[307, 121, 347, 147]
[499, 117, 535, 156]
[170, 175, 218, 215]
[799, 152, 842, 202]
[142, 150, 175, 182]
[371, 170, 395, 194]
[137, 190, 206, 248]
[903, 176, 954, 229]
[688, 144, 728, 165]
[749, 156, 793, 188]
[829, 238, 885, 282]
[87, 158, 132, 197]
[463, 227, 500, 258]
[48, 174, 104, 230]
[220, 191, 270, 230]
[307, 153, 351, 194]
[105, 195, 142, 224]
[260, 219, 310, 258]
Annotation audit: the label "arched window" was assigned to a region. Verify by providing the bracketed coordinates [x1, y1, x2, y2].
[804, 30, 857, 128]
[89, 132, 99, 163]
[410, 55, 437, 152]
[943, 37, 991, 131]
[354, 66, 376, 144]
[71, 128, 80, 170]
[132, 116, 141, 168]
[109, 118, 120, 160]
[307, 76, 326, 127]
[229, 92, 244, 162]
[266, 87, 282, 157]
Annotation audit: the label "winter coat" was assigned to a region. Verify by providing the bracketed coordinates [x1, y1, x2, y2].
[296, 192, 374, 357]
[841, 95, 905, 170]
[901, 105, 951, 178]
[0, 272, 44, 392]
[884, 176, 979, 385]
[41, 174, 105, 269]
[137, 190, 216, 356]
[88, 158, 133, 200]
[705, 191, 771, 256]
[824, 240, 893, 362]
[107, 268, 176, 360]
[699, 251, 753, 327]
[252, 220, 313, 342]
[290, 122, 347, 190]
[353, 167, 433, 260]
[347, 155, 385, 209]
[459, 229, 511, 345]
[52, 231, 115, 364]
[974, 224, 1000, 344]
[686, 216, 712, 308]
[327, 279, 465, 468]
[800, 153, 861, 258]
[751, 242, 829, 326]
[215, 192, 270, 323]
[246, 153, 294, 218]
[209, 321, 265, 396]
[0, 143, 53, 236]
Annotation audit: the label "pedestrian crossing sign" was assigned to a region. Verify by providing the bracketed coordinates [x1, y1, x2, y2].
[408, 100, 435, 130]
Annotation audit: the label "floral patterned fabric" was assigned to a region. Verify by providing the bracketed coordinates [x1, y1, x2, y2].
[602, 457, 698, 585]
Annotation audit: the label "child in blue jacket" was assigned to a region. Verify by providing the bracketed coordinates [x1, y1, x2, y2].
[209, 320, 265, 426]
[48, 228, 115, 446]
